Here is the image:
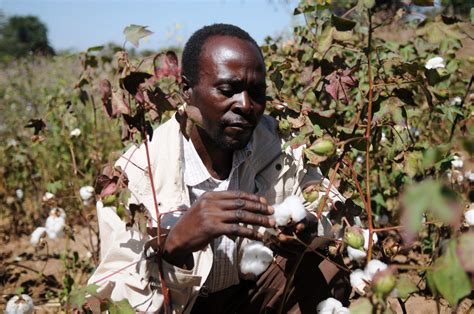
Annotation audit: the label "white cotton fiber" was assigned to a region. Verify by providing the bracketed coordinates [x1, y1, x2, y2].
[45, 207, 66, 239]
[240, 241, 274, 276]
[316, 297, 349, 313]
[349, 269, 370, 295]
[30, 227, 47, 245]
[362, 229, 378, 251]
[347, 246, 367, 262]
[5, 294, 34, 314]
[364, 259, 388, 279]
[272, 195, 307, 227]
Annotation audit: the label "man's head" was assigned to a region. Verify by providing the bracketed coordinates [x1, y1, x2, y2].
[181, 24, 266, 151]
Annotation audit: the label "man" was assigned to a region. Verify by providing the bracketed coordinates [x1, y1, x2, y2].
[88, 24, 349, 313]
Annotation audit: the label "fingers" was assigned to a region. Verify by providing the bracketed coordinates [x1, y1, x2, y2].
[221, 209, 275, 228]
[222, 224, 264, 241]
[204, 191, 270, 208]
[213, 199, 273, 215]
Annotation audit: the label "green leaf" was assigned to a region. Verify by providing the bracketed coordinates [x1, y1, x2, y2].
[68, 284, 99, 309]
[349, 297, 373, 314]
[430, 240, 471, 305]
[396, 276, 418, 299]
[108, 299, 135, 314]
[87, 45, 104, 52]
[123, 24, 153, 48]
[404, 151, 423, 178]
[402, 180, 453, 236]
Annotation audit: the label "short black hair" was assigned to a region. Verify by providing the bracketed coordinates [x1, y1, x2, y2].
[181, 23, 262, 86]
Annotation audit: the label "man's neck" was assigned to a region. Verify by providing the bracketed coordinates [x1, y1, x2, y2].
[190, 127, 233, 180]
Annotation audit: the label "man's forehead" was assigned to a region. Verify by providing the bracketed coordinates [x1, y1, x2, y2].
[199, 35, 263, 64]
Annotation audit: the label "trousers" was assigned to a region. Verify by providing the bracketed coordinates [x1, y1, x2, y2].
[191, 251, 350, 314]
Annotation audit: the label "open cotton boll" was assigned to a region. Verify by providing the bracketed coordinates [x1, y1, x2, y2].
[464, 209, 474, 226]
[45, 208, 66, 240]
[42, 192, 55, 202]
[5, 294, 34, 314]
[424, 56, 445, 69]
[316, 297, 349, 313]
[272, 195, 306, 227]
[30, 227, 47, 245]
[364, 259, 388, 279]
[240, 241, 274, 277]
[363, 229, 378, 251]
[79, 186, 95, 201]
[350, 269, 370, 295]
[347, 246, 367, 262]
[69, 128, 81, 137]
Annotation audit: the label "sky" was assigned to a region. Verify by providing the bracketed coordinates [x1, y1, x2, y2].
[2, 0, 300, 52]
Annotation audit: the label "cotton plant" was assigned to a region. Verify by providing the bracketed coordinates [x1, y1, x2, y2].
[30, 207, 66, 245]
[451, 155, 463, 169]
[5, 294, 34, 314]
[316, 297, 349, 313]
[240, 195, 307, 276]
[344, 226, 378, 262]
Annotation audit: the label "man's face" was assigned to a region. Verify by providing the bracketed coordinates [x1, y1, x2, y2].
[186, 35, 266, 151]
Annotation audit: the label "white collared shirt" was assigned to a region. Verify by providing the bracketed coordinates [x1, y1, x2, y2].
[182, 135, 252, 293]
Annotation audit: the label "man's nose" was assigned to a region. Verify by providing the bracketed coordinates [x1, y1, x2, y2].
[234, 90, 252, 114]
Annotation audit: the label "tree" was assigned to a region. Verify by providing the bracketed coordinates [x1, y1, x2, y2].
[0, 15, 55, 61]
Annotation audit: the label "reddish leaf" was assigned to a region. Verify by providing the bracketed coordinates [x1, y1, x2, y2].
[324, 68, 357, 103]
[95, 165, 129, 198]
[120, 72, 152, 96]
[154, 51, 181, 81]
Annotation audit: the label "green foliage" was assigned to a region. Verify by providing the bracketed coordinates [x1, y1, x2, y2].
[123, 24, 153, 48]
[0, 15, 54, 62]
[427, 239, 471, 305]
[107, 299, 135, 314]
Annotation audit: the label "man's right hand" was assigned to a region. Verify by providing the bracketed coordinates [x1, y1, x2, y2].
[162, 191, 275, 268]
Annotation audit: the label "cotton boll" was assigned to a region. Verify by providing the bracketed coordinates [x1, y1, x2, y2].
[316, 297, 349, 313]
[69, 128, 81, 137]
[347, 246, 367, 262]
[5, 294, 34, 314]
[79, 186, 94, 201]
[451, 155, 463, 169]
[16, 189, 24, 200]
[45, 207, 66, 240]
[424, 56, 445, 69]
[363, 229, 378, 251]
[240, 241, 274, 276]
[464, 209, 474, 226]
[30, 227, 47, 245]
[272, 195, 306, 227]
[42, 192, 55, 202]
[364, 259, 388, 279]
[350, 269, 370, 295]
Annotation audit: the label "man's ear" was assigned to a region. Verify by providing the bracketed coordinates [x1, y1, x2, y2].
[181, 75, 192, 102]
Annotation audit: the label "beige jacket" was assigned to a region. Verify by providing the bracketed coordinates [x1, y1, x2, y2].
[87, 115, 344, 313]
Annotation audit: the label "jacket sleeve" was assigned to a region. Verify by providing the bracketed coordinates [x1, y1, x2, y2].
[86, 202, 212, 313]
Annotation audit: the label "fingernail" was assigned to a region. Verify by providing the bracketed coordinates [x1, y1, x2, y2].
[268, 206, 275, 214]
[269, 218, 276, 227]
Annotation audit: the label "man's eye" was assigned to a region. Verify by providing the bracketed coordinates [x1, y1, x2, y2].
[218, 87, 234, 96]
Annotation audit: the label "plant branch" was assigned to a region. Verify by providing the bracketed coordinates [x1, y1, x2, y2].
[365, 9, 375, 261]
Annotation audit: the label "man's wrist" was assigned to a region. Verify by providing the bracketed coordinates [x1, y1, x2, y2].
[162, 236, 194, 269]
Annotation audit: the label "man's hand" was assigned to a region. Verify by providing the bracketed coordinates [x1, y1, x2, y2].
[163, 191, 275, 268]
[268, 212, 318, 258]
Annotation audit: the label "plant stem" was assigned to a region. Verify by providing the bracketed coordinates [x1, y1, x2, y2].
[142, 133, 170, 312]
[316, 161, 341, 219]
[365, 9, 375, 261]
